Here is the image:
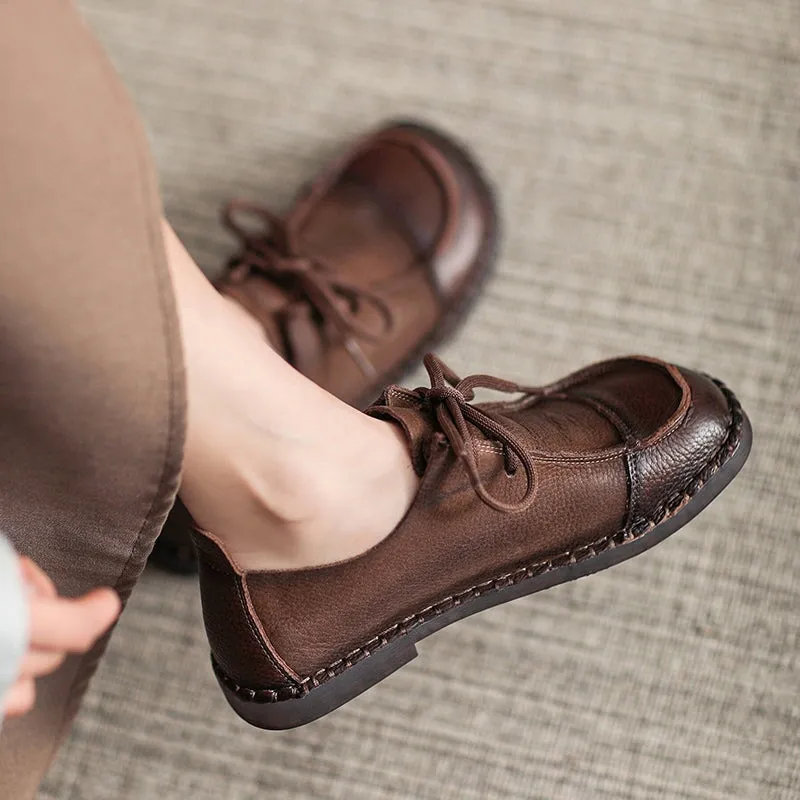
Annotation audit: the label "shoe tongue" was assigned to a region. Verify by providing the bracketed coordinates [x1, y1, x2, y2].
[366, 389, 437, 475]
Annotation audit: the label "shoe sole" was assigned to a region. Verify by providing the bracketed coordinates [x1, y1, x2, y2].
[215, 382, 752, 730]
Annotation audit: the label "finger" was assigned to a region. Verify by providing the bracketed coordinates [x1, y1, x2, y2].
[18, 648, 66, 679]
[29, 588, 121, 652]
[19, 557, 57, 598]
[3, 678, 36, 718]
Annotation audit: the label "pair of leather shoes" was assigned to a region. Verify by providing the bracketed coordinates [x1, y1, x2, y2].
[153, 121, 752, 729]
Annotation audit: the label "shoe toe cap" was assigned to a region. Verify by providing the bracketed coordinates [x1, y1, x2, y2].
[631, 367, 737, 522]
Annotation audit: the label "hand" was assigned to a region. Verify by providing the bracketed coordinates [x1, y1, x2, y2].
[2, 558, 121, 718]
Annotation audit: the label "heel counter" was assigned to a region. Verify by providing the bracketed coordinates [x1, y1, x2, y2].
[192, 530, 296, 689]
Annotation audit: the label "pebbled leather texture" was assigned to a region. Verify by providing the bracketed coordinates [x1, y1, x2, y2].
[630, 369, 731, 521]
[216, 120, 497, 410]
[191, 354, 737, 691]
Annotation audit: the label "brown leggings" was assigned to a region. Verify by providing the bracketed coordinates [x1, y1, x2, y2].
[0, 1, 185, 796]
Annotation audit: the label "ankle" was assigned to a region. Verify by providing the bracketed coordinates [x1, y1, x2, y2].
[198, 417, 418, 570]
[163, 220, 418, 570]
[237, 412, 406, 514]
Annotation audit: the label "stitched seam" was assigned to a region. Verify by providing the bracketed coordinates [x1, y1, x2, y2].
[104, 50, 184, 610]
[626, 451, 641, 529]
[570, 391, 636, 441]
[533, 451, 627, 465]
[221, 378, 744, 702]
[52, 27, 187, 751]
[475, 441, 503, 454]
[568, 390, 639, 526]
[233, 577, 295, 686]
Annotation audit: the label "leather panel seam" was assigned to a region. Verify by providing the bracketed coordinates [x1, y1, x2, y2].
[233, 576, 297, 688]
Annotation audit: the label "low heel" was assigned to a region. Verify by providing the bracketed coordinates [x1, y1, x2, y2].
[217, 639, 418, 730]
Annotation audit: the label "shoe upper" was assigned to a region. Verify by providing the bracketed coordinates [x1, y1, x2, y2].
[215, 121, 496, 409]
[191, 354, 742, 697]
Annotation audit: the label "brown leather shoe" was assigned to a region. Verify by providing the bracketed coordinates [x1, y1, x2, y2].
[217, 119, 497, 409]
[150, 119, 497, 574]
[189, 354, 751, 729]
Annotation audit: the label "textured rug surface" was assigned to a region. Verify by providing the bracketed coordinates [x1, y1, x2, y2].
[42, 1, 799, 798]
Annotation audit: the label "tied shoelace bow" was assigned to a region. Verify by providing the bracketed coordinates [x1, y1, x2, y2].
[222, 200, 394, 378]
[412, 354, 545, 514]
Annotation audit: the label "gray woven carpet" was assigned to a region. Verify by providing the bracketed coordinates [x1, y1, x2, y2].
[41, 1, 799, 798]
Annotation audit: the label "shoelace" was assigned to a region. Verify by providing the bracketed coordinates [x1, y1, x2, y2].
[222, 200, 394, 378]
[410, 354, 544, 513]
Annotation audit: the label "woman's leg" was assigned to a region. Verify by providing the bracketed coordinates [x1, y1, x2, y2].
[164, 224, 418, 571]
[0, 1, 185, 796]
[0, 0, 414, 789]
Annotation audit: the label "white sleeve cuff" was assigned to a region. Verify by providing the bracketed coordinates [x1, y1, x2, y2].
[0, 535, 28, 722]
